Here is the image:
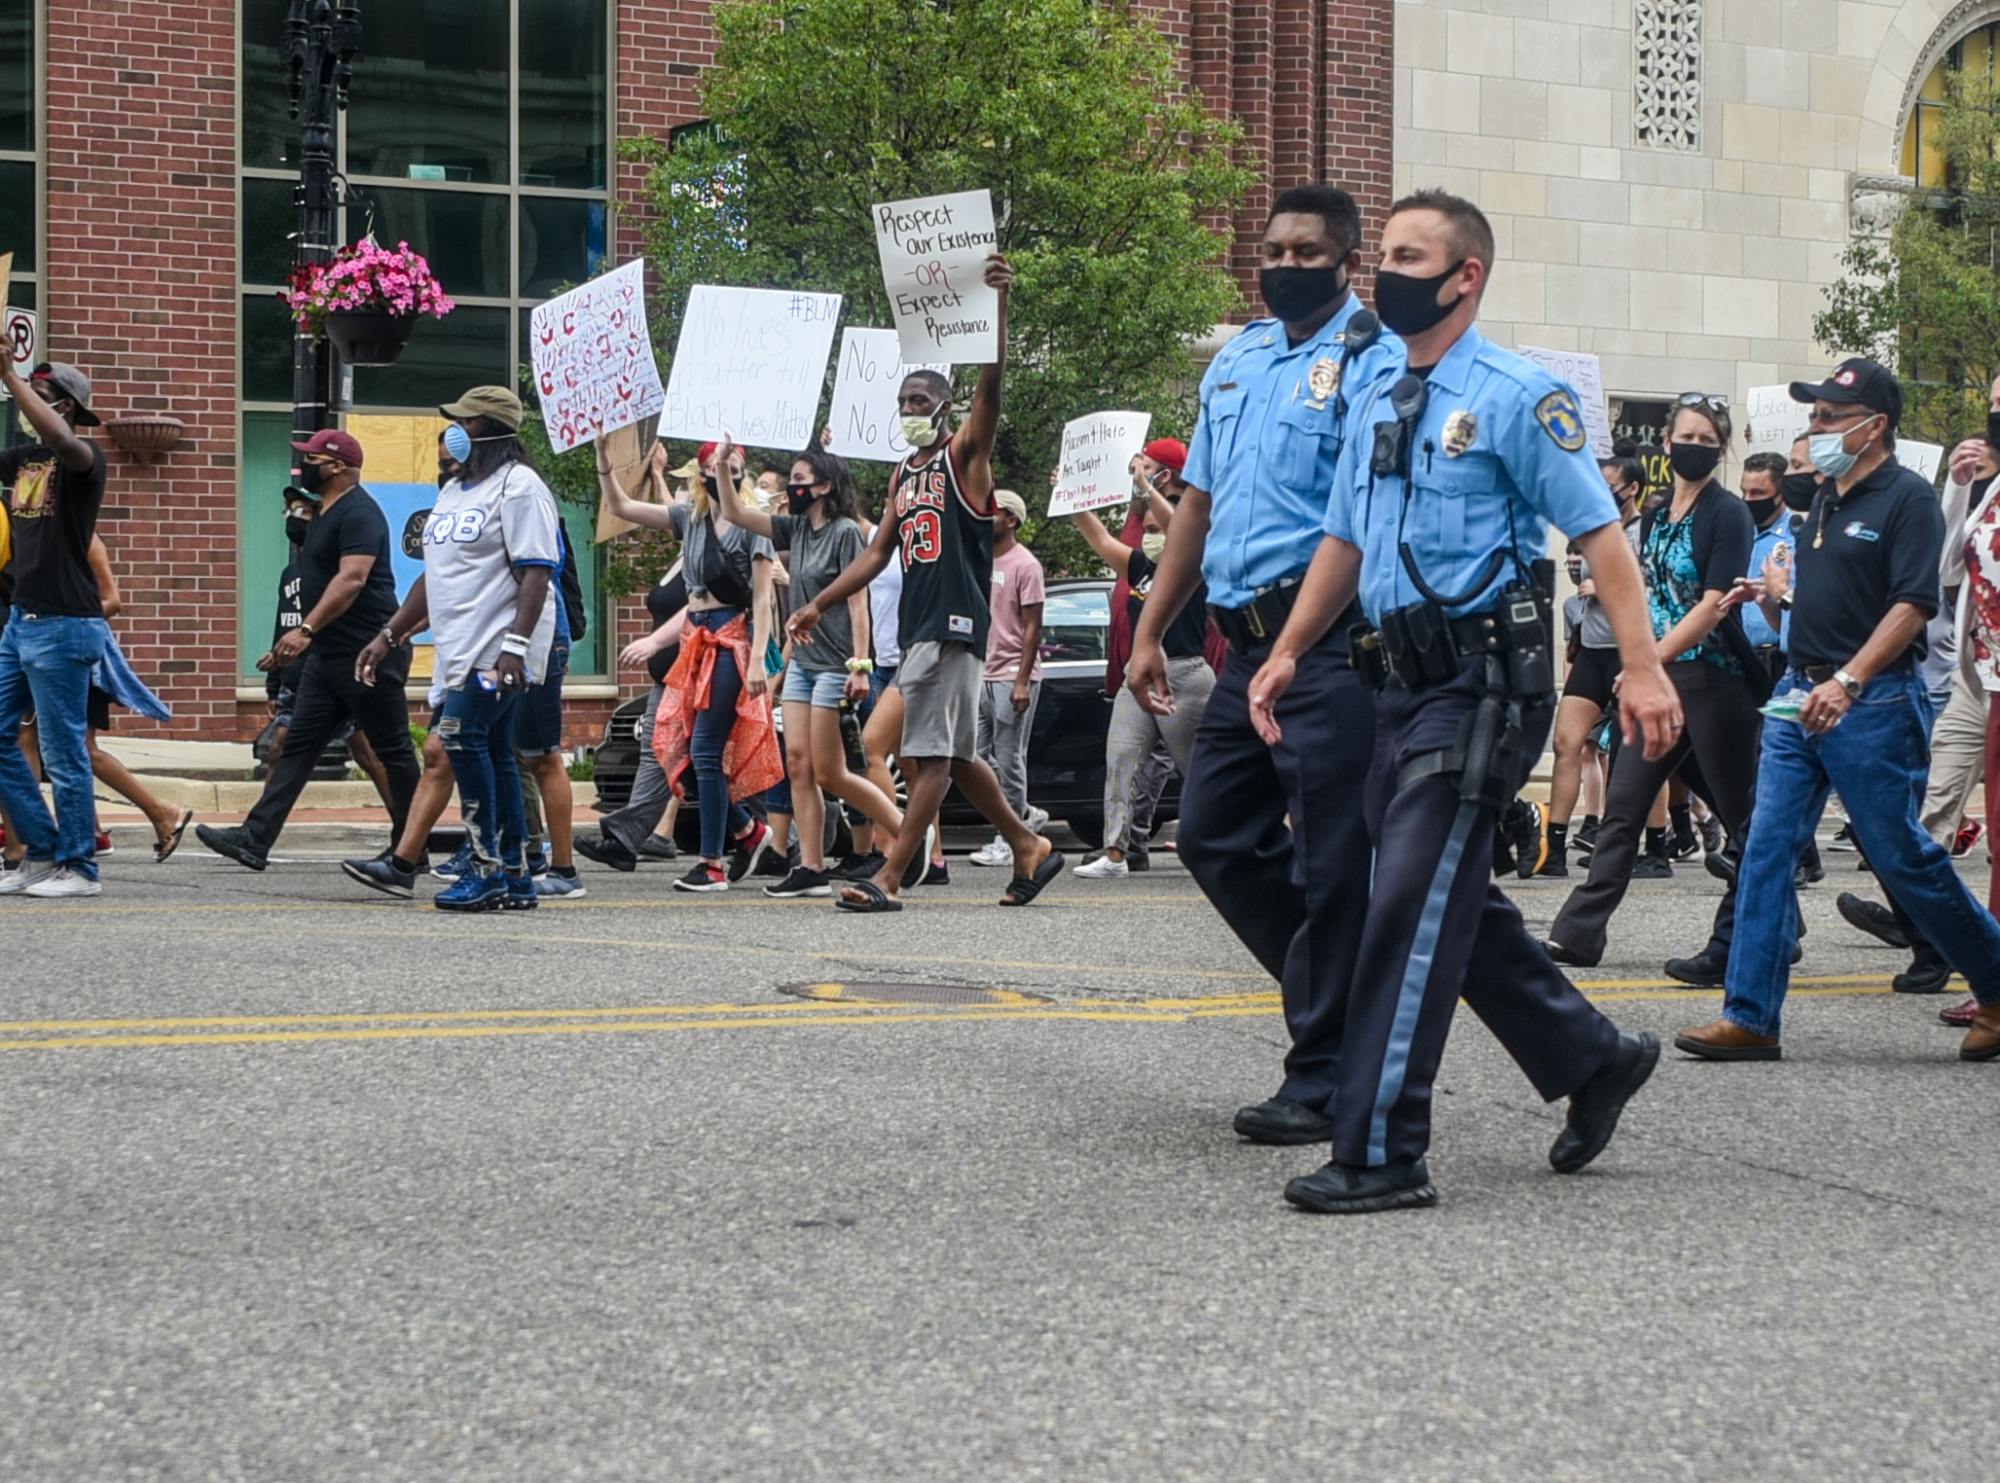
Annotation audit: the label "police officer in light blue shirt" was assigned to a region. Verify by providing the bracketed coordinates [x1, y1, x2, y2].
[1737, 449, 1796, 656]
[1129, 184, 1402, 1147]
[1243, 189, 1685, 1215]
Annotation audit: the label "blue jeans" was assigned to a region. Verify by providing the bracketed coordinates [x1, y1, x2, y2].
[437, 682, 529, 871]
[687, 609, 753, 860]
[0, 612, 109, 878]
[1725, 668, 2000, 1036]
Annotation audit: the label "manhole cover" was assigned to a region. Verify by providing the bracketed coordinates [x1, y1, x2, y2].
[780, 981, 1050, 1007]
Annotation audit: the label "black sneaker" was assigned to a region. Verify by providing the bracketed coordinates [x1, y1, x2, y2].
[673, 861, 729, 893]
[1284, 1157, 1437, 1215]
[1630, 851, 1673, 880]
[1829, 822, 1857, 851]
[921, 860, 950, 887]
[1127, 852, 1151, 873]
[1509, 800, 1545, 880]
[834, 851, 886, 882]
[1575, 818, 1600, 851]
[342, 854, 417, 899]
[575, 832, 639, 872]
[195, 824, 268, 872]
[1534, 841, 1569, 879]
[765, 865, 833, 898]
[1836, 891, 1907, 948]
[754, 848, 792, 879]
[1698, 817, 1724, 856]
[635, 833, 680, 861]
[727, 821, 773, 882]
[1671, 827, 1701, 862]
[1798, 847, 1826, 884]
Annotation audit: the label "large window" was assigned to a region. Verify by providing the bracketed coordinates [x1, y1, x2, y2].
[1, 0, 40, 380]
[1903, 23, 2000, 189]
[238, 1, 613, 678]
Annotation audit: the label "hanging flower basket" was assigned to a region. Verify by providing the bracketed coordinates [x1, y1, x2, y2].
[282, 239, 454, 367]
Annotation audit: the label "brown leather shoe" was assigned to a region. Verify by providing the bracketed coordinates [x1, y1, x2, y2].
[1960, 1005, 2000, 1062]
[1674, 1018, 1781, 1061]
[1941, 996, 1980, 1028]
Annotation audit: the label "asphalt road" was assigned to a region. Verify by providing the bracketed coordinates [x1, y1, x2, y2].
[2, 831, 1995, 1482]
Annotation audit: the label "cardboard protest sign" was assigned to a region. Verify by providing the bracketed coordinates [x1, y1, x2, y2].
[660, 285, 842, 453]
[1517, 346, 1613, 456]
[873, 189, 1000, 364]
[826, 328, 950, 463]
[1896, 439, 1944, 485]
[529, 259, 667, 454]
[1746, 385, 1809, 453]
[1047, 411, 1153, 517]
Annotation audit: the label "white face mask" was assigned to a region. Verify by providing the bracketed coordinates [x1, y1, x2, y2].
[16, 407, 36, 438]
[900, 408, 949, 450]
[1142, 532, 1167, 561]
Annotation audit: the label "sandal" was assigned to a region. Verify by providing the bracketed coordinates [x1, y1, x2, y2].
[836, 879, 904, 914]
[1000, 847, 1065, 907]
[154, 807, 195, 863]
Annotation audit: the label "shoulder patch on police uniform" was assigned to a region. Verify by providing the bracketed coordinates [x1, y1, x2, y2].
[1535, 390, 1588, 452]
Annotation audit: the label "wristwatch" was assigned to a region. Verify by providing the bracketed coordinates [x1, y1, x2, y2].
[1833, 668, 1863, 700]
[297, 621, 315, 639]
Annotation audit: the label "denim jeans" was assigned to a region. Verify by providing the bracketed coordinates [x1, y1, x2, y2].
[1724, 668, 2000, 1036]
[686, 609, 752, 860]
[0, 611, 109, 878]
[437, 681, 529, 871]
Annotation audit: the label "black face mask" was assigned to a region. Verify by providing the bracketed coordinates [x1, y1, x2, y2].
[1781, 471, 1820, 511]
[296, 461, 331, 494]
[1373, 260, 1466, 337]
[1988, 410, 2000, 450]
[285, 515, 311, 546]
[1744, 495, 1780, 528]
[1259, 265, 1348, 327]
[787, 485, 817, 515]
[1667, 443, 1721, 483]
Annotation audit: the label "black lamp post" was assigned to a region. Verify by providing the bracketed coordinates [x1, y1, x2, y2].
[281, 0, 361, 463]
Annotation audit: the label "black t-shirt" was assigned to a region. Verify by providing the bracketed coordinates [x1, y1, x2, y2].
[270, 556, 306, 697]
[1127, 547, 1209, 659]
[0, 441, 107, 617]
[1790, 461, 1944, 670]
[299, 485, 399, 654]
[891, 444, 994, 652]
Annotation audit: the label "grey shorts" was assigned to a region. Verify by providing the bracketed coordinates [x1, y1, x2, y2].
[896, 640, 983, 761]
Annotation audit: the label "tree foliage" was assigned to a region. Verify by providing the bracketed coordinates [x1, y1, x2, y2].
[1816, 71, 2000, 443]
[622, 0, 1251, 579]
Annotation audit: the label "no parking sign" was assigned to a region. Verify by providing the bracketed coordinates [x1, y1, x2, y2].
[4, 304, 35, 373]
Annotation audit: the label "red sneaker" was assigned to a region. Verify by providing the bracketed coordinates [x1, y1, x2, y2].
[95, 831, 114, 857]
[727, 820, 773, 882]
[1952, 820, 1983, 858]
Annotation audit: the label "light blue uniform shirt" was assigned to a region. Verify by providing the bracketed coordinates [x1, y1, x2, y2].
[1182, 297, 1403, 610]
[1324, 326, 1622, 623]
[1742, 515, 1795, 650]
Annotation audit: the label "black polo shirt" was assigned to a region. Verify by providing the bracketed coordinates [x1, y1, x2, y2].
[1789, 459, 1943, 671]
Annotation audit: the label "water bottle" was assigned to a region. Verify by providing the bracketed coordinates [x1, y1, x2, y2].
[839, 697, 866, 772]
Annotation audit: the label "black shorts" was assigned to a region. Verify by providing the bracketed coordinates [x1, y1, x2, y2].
[516, 645, 569, 757]
[88, 685, 112, 733]
[1563, 646, 1619, 710]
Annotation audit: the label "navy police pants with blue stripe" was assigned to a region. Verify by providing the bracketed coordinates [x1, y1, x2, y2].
[1332, 656, 1620, 1169]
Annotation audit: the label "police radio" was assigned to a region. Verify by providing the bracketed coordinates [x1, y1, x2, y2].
[1334, 309, 1380, 424]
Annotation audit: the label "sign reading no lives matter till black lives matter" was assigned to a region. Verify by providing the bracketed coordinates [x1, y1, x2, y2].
[873, 189, 1000, 365]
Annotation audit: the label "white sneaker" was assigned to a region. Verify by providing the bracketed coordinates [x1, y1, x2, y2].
[1076, 855, 1129, 880]
[0, 859, 58, 896]
[969, 836, 1011, 868]
[1025, 805, 1050, 833]
[23, 865, 100, 898]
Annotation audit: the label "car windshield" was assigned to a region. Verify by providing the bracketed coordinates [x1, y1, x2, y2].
[1041, 586, 1110, 663]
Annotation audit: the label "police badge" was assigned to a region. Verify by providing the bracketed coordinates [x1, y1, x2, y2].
[1442, 410, 1477, 457]
[1306, 357, 1341, 409]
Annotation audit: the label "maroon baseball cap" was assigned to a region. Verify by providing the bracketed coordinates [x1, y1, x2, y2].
[291, 428, 365, 468]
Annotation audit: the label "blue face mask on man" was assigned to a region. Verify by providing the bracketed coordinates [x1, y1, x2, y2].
[1808, 414, 1880, 480]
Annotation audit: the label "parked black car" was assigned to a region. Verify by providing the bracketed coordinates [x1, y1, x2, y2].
[589, 578, 1180, 849]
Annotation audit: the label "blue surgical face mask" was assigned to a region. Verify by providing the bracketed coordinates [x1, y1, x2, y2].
[1809, 417, 1877, 480]
[442, 423, 473, 463]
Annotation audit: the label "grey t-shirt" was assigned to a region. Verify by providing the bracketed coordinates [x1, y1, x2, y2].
[771, 512, 866, 673]
[668, 500, 774, 606]
[1576, 516, 1641, 650]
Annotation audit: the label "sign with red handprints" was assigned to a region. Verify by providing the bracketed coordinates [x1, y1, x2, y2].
[529, 259, 666, 455]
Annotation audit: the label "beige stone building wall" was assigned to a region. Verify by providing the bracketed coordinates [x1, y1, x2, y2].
[1392, 0, 1994, 422]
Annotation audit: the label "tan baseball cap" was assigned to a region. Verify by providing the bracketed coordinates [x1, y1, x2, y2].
[993, 489, 1029, 525]
[438, 385, 524, 431]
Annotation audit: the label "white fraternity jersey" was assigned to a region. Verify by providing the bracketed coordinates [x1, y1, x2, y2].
[868, 536, 904, 668]
[422, 462, 562, 692]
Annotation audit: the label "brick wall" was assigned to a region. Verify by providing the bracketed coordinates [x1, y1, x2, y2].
[33, 0, 1394, 739]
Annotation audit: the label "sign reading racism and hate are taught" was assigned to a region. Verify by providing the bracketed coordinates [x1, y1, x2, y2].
[1047, 411, 1153, 517]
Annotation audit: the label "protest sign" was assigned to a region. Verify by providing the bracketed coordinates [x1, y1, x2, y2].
[529, 259, 667, 454]
[1517, 346, 1613, 456]
[1746, 385, 1809, 453]
[1896, 440, 1945, 485]
[660, 284, 842, 453]
[873, 189, 1000, 364]
[826, 328, 950, 462]
[1047, 411, 1153, 518]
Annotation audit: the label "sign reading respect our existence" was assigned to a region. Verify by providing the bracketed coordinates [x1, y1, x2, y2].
[825, 328, 951, 463]
[529, 259, 667, 454]
[1516, 346, 1613, 457]
[1746, 384, 1810, 453]
[1046, 411, 1152, 517]
[660, 285, 843, 453]
[872, 189, 1000, 365]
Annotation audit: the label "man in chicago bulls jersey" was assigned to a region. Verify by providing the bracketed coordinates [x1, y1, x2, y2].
[791, 254, 1063, 911]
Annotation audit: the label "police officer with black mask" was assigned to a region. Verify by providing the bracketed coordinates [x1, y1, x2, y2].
[1245, 189, 1682, 1213]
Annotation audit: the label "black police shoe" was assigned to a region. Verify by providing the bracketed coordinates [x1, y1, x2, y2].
[1894, 953, 1953, 994]
[1664, 950, 1728, 988]
[1549, 1031, 1660, 1175]
[1704, 847, 1739, 885]
[575, 832, 638, 873]
[1284, 1157, 1437, 1214]
[195, 824, 268, 872]
[1233, 1096, 1335, 1145]
[1836, 892, 1907, 949]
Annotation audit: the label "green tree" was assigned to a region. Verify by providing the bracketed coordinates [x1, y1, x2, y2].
[623, 0, 1250, 579]
[1816, 70, 2000, 444]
